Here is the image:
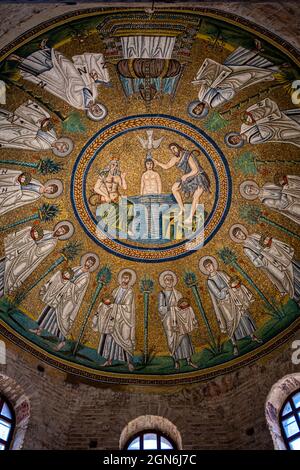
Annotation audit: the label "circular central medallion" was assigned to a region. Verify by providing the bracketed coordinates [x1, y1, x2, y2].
[71, 114, 231, 262]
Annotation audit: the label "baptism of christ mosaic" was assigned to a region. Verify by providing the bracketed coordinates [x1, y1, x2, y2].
[0, 7, 299, 385]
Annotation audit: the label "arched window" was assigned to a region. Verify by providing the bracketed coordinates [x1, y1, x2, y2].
[280, 390, 300, 450]
[125, 430, 176, 450]
[0, 395, 15, 450]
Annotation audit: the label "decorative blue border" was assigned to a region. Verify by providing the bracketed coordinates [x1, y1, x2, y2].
[71, 114, 232, 262]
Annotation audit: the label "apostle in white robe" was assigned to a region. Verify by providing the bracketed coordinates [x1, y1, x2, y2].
[0, 221, 73, 297]
[240, 176, 300, 226]
[30, 255, 97, 350]
[93, 269, 136, 371]
[29, 268, 74, 341]
[225, 98, 300, 148]
[200, 256, 261, 356]
[0, 100, 73, 156]
[190, 46, 278, 118]
[12, 43, 111, 121]
[231, 226, 300, 303]
[158, 270, 198, 369]
[0, 168, 62, 216]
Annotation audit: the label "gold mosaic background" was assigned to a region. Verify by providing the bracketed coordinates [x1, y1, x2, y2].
[0, 8, 299, 381]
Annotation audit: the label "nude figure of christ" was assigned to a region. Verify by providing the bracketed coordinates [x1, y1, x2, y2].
[140, 160, 162, 196]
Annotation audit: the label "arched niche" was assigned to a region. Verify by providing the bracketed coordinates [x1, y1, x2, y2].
[119, 415, 183, 450]
[265, 373, 300, 450]
[0, 373, 30, 450]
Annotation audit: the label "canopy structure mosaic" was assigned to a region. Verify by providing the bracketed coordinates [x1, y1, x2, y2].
[0, 7, 299, 385]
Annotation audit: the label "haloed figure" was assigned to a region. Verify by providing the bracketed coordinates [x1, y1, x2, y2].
[0, 169, 62, 216]
[0, 221, 73, 297]
[189, 46, 278, 119]
[30, 254, 98, 350]
[200, 256, 261, 357]
[158, 270, 198, 369]
[191, 101, 207, 118]
[240, 175, 300, 226]
[0, 100, 73, 156]
[225, 98, 300, 149]
[94, 269, 136, 372]
[10, 40, 110, 121]
[230, 225, 300, 303]
[152, 143, 210, 224]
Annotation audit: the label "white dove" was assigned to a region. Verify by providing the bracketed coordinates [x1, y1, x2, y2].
[137, 130, 164, 150]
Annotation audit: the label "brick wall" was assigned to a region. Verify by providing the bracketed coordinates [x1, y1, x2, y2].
[0, 1, 299, 451]
[1, 332, 299, 450]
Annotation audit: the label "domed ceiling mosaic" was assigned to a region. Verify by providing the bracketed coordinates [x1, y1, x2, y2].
[0, 7, 299, 385]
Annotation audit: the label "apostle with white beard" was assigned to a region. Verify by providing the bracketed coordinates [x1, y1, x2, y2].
[0, 220, 74, 297]
[0, 168, 63, 216]
[0, 100, 73, 156]
[230, 224, 300, 303]
[93, 269, 136, 371]
[10, 40, 111, 121]
[189, 46, 278, 119]
[30, 253, 99, 350]
[158, 270, 198, 369]
[199, 256, 261, 356]
[225, 98, 300, 148]
[240, 176, 300, 227]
